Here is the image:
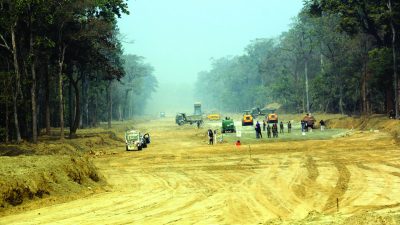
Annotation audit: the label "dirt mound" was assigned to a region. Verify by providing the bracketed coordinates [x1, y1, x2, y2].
[0, 155, 102, 213]
[326, 115, 400, 140]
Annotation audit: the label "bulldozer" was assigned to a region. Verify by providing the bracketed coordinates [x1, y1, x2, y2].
[242, 110, 254, 126]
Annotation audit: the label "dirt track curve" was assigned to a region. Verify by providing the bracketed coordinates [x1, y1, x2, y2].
[1, 119, 400, 224]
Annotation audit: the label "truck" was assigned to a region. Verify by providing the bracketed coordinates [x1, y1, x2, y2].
[175, 113, 203, 126]
[194, 102, 202, 115]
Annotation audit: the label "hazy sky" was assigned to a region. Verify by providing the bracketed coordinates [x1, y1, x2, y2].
[117, 0, 304, 113]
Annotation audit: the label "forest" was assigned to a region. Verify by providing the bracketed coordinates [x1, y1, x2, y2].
[195, 0, 400, 117]
[0, 0, 157, 143]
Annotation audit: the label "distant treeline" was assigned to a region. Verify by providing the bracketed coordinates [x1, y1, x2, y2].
[0, 1, 157, 143]
[195, 1, 400, 117]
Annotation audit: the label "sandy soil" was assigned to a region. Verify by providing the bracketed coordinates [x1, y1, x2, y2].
[1, 118, 400, 224]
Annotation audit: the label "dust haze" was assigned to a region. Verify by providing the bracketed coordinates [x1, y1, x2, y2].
[117, 0, 303, 115]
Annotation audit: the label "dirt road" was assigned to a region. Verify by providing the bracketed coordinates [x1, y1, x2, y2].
[1, 119, 400, 224]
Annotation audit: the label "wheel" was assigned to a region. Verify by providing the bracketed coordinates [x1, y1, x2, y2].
[126, 146, 129, 151]
[242, 121, 245, 126]
[143, 143, 147, 148]
[138, 146, 142, 150]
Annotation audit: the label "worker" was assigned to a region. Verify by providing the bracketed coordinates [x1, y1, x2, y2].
[279, 121, 284, 134]
[207, 129, 214, 145]
[287, 121, 292, 133]
[256, 121, 262, 138]
[197, 121, 201, 128]
[301, 120, 306, 135]
[319, 120, 325, 131]
[273, 123, 278, 138]
[266, 124, 271, 138]
[235, 140, 241, 148]
[262, 120, 266, 131]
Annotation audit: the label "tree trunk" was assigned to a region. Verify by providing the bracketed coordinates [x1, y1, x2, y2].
[58, 45, 66, 140]
[30, 58, 37, 143]
[11, 23, 21, 143]
[362, 58, 368, 114]
[305, 59, 310, 113]
[93, 91, 98, 127]
[388, 0, 398, 118]
[107, 80, 112, 129]
[30, 28, 38, 143]
[339, 86, 344, 115]
[69, 77, 73, 130]
[45, 64, 51, 135]
[70, 80, 80, 137]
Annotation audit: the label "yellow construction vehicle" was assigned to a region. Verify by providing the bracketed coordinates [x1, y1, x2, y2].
[242, 110, 254, 126]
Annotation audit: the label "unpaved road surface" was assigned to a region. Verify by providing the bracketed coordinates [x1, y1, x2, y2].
[1, 119, 400, 224]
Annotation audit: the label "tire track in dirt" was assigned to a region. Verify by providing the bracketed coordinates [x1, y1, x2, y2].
[323, 159, 350, 212]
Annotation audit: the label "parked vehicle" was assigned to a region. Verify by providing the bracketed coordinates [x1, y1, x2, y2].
[207, 112, 221, 120]
[175, 113, 203, 126]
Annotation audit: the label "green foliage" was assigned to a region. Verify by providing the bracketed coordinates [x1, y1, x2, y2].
[196, 3, 398, 115]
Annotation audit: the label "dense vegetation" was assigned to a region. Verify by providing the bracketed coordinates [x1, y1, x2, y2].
[0, 0, 157, 143]
[195, 0, 400, 118]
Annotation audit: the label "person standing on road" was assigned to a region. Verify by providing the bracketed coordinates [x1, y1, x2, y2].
[267, 124, 271, 138]
[287, 121, 292, 133]
[263, 120, 266, 131]
[319, 120, 325, 131]
[273, 123, 278, 138]
[279, 121, 284, 134]
[208, 129, 214, 145]
[256, 121, 262, 138]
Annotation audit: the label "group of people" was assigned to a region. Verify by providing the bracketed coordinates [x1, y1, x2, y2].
[207, 118, 327, 145]
[256, 120, 292, 138]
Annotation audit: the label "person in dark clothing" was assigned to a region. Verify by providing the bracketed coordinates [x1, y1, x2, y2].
[263, 120, 266, 131]
[319, 120, 325, 131]
[287, 121, 292, 133]
[279, 121, 284, 134]
[266, 124, 271, 138]
[273, 123, 278, 138]
[255, 121, 262, 138]
[207, 129, 214, 145]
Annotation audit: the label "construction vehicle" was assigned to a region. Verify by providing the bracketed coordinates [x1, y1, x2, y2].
[250, 107, 264, 118]
[267, 112, 278, 124]
[125, 130, 150, 151]
[303, 113, 316, 129]
[207, 112, 221, 120]
[242, 110, 254, 126]
[194, 102, 202, 115]
[221, 117, 236, 133]
[175, 113, 203, 126]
